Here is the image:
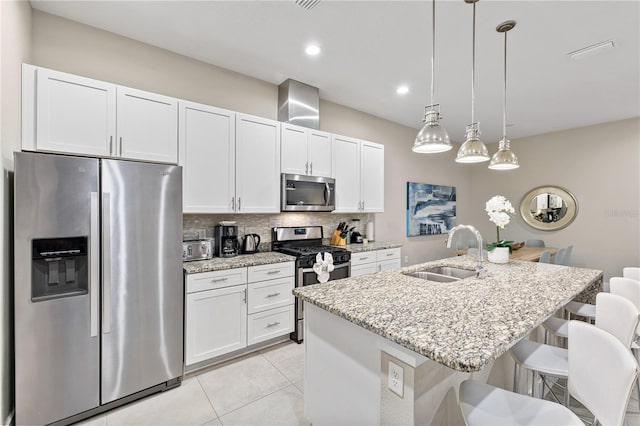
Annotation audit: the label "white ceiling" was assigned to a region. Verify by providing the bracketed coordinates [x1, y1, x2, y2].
[30, 0, 640, 144]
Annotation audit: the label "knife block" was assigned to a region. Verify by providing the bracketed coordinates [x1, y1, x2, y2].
[330, 230, 346, 246]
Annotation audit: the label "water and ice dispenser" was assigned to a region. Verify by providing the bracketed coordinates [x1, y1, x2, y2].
[31, 237, 89, 301]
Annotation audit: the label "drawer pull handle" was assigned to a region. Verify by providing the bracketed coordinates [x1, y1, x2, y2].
[210, 277, 229, 283]
[267, 270, 281, 275]
[266, 321, 281, 328]
[266, 292, 281, 298]
[359, 257, 368, 261]
[386, 253, 395, 257]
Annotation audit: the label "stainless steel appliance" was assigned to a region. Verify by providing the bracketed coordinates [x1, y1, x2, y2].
[271, 226, 350, 343]
[241, 233, 261, 254]
[214, 224, 240, 257]
[281, 173, 335, 212]
[14, 152, 183, 426]
[183, 238, 214, 261]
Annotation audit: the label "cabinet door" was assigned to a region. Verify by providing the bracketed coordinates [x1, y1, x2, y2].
[378, 259, 402, 272]
[307, 130, 332, 177]
[179, 101, 236, 213]
[117, 86, 178, 163]
[351, 263, 378, 278]
[281, 124, 308, 175]
[34, 67, 116, 157]
[332, 135, 361, 212]
[185, 285, 247, 366]
[360, 141, 384, 212]
[236, 114, 281, 213]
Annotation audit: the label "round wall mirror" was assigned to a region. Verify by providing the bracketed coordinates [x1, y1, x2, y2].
[519, 186, 578, 231]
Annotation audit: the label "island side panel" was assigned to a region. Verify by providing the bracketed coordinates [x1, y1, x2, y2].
[304, 304, 497, 425]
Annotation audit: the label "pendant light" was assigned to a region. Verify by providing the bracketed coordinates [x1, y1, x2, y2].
[455, 0, 489, 163]
[489, 21, 520, 170]
[412, 0, 451, 153]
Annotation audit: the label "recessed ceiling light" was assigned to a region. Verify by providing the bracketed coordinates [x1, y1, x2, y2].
[305, 45, 321, 56]
[396, 85, 409, 95]
[567, 40, 615, 60]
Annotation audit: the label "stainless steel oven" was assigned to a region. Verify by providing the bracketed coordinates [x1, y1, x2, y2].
[295, 262, 350, 342]
[271, 226, 351, 343]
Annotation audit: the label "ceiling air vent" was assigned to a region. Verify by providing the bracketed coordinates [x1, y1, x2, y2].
[296, 0, 321, 11]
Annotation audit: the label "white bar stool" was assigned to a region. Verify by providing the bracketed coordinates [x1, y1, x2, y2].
[459, 321, 639, 426]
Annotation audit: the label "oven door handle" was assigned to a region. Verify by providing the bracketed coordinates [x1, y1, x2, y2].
[299, 261, 351, 274]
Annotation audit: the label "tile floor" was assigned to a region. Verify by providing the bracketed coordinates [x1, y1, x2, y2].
[77, 340, 640, 426]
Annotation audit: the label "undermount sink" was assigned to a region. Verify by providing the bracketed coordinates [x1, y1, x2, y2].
[403, 266, 477, 283]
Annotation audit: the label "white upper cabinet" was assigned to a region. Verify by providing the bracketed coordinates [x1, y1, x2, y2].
[26, 66, 116, 157]
[117, 87, 178, 163]
[281, 124, 308, 176]
[236, 114, 281, 213]
[360, 141, 384, 212]
[22, 64, 178, 164]
[281, 123, 332, 177]
[179, 101, 236, 213]
[332, 135, 384, 213]
[332, 135, 361, 213]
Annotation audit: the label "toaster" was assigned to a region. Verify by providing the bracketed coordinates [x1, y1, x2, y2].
[183, 239, 214, 262]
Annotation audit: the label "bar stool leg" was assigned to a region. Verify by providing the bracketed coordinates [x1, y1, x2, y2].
[513, 363, 520, 393]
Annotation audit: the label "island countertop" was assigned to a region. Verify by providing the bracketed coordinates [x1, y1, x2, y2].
[293, 255, 602, 372]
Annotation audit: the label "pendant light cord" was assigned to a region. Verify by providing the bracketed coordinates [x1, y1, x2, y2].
[471, 1, 476, 124]
[503, 30, 507, 139]
[430, 0, 435, 106]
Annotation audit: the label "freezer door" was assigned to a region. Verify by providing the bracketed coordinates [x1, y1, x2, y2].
[14, 152, 100, 425]
[101, 159, 183, 403]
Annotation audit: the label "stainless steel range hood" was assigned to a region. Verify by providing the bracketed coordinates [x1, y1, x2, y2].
[278, 79, 320, 130]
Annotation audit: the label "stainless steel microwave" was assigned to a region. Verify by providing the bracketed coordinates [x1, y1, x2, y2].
[281, 174, 335, 212]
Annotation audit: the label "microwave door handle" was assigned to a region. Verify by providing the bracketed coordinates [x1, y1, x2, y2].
[324, 182, 331, 206]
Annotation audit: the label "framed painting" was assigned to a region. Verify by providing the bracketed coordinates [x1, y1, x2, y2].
[406, 182, 456, 236]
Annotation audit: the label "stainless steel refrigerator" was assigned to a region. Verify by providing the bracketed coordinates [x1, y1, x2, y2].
[14, 152, 184, 425]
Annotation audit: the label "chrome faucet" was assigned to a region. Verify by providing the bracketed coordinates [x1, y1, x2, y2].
[446, 224, 486, 279]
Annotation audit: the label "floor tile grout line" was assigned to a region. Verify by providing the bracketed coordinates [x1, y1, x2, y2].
[216, 382, 302, 423]
[198, 352, 293, 420]
[195, 374, 222, 424]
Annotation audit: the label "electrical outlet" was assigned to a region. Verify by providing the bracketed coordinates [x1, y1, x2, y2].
[404, 255, 409, 265]
[388, 360, 404, 398]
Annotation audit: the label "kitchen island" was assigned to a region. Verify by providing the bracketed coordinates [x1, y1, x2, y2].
[293, 255, 602, 425]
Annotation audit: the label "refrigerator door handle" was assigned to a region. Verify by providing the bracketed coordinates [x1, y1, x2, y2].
[102, 192, 112, 334]
[90, 192, 99, 337]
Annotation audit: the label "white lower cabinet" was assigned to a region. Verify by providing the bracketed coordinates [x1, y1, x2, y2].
[185, 284, 247, 366]
[350, 248, 402, 277]
[350, 251, 378, 278]
[247, 262, 294, 345]
[185, 261, 294, 367]
[247, 305, 294, 346]
[376, 248, 402, 272]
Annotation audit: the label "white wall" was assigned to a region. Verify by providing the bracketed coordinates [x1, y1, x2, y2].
[0, 1, 31, 423]
[30, 9, 473, 265]
[467, 118, 640, 280]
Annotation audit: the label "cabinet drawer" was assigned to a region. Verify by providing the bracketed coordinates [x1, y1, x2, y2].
[351, 263, 378, 278]
[350, 252, 377, 266]
[378, 258, 402, 272]
[376, 248, 401, 262]
[247, 277, 294, 314]
[186, 268, 248, 293]
[247, 262, 294, 283]
[247, 305, 294, 346]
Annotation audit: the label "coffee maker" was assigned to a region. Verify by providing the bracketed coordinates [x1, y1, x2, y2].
[214, 224, 240, 257]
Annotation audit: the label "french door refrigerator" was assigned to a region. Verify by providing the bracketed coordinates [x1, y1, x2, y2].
[14, 152, 184, 425]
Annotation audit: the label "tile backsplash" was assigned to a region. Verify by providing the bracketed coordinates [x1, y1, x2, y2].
[184, 212, 373, 245]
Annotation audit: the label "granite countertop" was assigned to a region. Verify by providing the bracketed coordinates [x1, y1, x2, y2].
[293, 255, 602, 372]
[345, 242, 402, 253]
[183, 252, 296, 274]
